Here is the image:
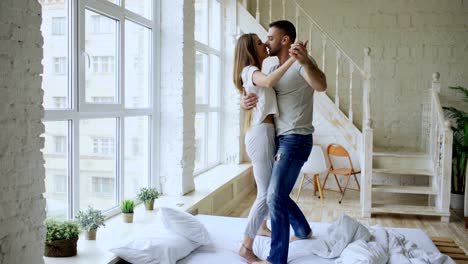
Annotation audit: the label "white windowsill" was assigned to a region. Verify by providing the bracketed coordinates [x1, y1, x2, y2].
[43, 163, 252, 264]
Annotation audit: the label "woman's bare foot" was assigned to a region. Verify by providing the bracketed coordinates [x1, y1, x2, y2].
[239, 244, 261, 264]
[257, 227, 272, 237]
[290, 231, 313, 242]
[252, 261, 271, 264]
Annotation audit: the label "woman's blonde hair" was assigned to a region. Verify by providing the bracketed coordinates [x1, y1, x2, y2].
[233, 33, 261, 130]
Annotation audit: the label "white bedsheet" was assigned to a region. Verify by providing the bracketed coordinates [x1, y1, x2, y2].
[177, 215, 447, 264]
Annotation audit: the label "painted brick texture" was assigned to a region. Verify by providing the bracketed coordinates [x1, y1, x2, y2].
[254, 0, 468, 151]
[160, 0, 196, 195]
[0, 0, 46, 263]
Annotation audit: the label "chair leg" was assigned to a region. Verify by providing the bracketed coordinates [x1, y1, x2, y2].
[353, 173, 361, 191]
[296, 173, 306, 202]
[315, 174, 324, 202]
[321, 171, 331, 193]
[333, 174, 343, 193]
[313, 174, 318, 196]
[339, 175, 352, 204]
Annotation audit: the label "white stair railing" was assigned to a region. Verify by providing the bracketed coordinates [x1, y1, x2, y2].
[429, 72, 453, 221]
[240, 0, 374, 217]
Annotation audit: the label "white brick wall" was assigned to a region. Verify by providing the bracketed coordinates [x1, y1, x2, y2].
[159, 0, 196, 195]
[0, 0, 46, 263]
[254, 0, 468, 151]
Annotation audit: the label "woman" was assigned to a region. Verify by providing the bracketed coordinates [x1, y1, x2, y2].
[233, 33, 296, 262]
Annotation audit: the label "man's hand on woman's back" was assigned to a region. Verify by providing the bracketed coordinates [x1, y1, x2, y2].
[241, 93, 258, 110]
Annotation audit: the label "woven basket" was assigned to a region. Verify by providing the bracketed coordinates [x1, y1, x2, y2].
[44, 237, 78, 257]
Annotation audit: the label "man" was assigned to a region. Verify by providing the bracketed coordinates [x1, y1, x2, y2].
[244, 20, 327, 264]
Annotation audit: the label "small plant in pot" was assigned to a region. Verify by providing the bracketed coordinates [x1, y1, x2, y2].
[75, 206, 105, 240]
[121, 199, 135, 223]
[44, 219, 80, 257]
[137, 187, 160, 210]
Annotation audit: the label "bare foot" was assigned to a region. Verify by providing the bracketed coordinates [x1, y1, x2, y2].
[257, 227, 272, 237]
[252, 261, 271, 264]
[239, 244, 261, 264]
[290, 231, 313, 242]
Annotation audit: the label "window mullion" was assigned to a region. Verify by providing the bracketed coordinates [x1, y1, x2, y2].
[71, 117, 80, 218]
[118, 117, 124, 206]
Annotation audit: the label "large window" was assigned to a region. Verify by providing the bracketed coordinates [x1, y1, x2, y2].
[40, 0, 155, 219]
[194, 0, 222, 174]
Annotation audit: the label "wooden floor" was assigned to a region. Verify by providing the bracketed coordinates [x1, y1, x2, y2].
[227, 187, 468, 255]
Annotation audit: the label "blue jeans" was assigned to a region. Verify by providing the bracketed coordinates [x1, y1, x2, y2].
[266, 134, 312, 264]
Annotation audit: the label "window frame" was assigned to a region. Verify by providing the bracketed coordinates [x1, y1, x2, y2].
[42, 0, 160, 219]
[194, 0, 223, 175]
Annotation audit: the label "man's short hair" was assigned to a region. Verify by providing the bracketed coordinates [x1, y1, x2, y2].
[269, 20, 296, 43]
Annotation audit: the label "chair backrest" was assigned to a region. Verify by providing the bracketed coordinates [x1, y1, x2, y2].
[326, 144, 355, 169]
[301, 145, 328, 174]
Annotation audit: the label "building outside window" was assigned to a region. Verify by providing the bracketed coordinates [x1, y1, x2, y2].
[53, 175, 67, 193]
[91, 14, 115, 34]
[53, 135, 67, 154]
[92, 137, 115, 156]
[52, 17, 66, 35]
[92, 56, 114, 74]
[40, 0, 155, 219]
[53, 96, 67, 108]
[53, 57, 67, 75]
[194, 0, 222, 174]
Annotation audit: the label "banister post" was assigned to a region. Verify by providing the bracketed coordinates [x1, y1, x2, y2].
[363, 47, 371, 127]
[361, 47, 372, 218]
[255, 0, 260, 22]
[432, 72, 441, 93]
[440, 120, 453, 222]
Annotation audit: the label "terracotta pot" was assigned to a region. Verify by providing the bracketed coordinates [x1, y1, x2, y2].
[123, 213, 134, 223]
[144, 201, 154, 210]
[85, 229, 97, 240]
[44, 237, 78, 257]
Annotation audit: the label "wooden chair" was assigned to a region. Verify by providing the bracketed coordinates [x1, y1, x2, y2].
[295, 145, 328, 202]
[322, 144, 361, 204]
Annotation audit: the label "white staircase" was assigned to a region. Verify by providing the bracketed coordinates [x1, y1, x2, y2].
[236, 0, 452, 221]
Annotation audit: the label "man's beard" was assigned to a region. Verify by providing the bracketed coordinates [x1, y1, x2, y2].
[268, 46, 280, 57]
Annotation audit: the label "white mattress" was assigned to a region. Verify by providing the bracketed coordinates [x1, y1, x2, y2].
[178, 215, 440, 264]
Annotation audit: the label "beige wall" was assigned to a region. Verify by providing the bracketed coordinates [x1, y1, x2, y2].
[252, 0, 468, 151]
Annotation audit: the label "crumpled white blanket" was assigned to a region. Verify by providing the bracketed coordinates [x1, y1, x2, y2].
[253, 214, 455, 264]
[327, 215, 455, 264]
[306, 214, 372, 259]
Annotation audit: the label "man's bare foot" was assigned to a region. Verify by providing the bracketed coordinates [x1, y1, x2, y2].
[290, 231, 313, 242]
[239, 244, 261, 264]
[257, 227, 272, 237]
[252, 261, 271, 264]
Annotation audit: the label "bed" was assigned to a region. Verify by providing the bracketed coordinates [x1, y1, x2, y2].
[177, 214, 449, 264]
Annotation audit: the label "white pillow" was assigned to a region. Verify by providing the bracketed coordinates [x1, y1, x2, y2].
[159, 207, 211, 245]
[109, 231, 199, 264]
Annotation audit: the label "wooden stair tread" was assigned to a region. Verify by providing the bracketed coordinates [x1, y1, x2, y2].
[434, 241, 458, 247]
[431, 237, 455, 243]
[438, 247, 465, 254]
[372, 168, 433, 176]
[371, 204, 449, 216]
[372, 185, 436, 194]
[431, 236, 468, 262]
[449, 253, 468, 260]
[373, 151, 428, 158]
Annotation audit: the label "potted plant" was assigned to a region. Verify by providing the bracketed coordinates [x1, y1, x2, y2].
[75, 206, 105, 240]
[121, 199, 135, 223]
[443, 86, 467, 212]
[44, 219, 80, 257]
[137, 187, 160, 210]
